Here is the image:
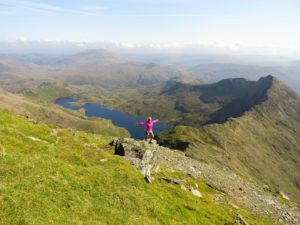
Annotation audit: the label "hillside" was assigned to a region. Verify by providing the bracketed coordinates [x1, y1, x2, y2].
[0, 89, 129, 137]
[0, 108, 278, 225]
[158, 76, 300, 203]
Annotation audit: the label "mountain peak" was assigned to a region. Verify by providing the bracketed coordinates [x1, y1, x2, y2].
[254, 75, 299, 118]
[261, 74, 298, 101]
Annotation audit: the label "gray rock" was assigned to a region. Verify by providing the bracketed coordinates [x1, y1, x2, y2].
[113, 138, 159, 181]
[163, 178, 181, 184]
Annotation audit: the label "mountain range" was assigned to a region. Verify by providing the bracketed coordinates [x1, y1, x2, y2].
[0, 49, 185, 90]
[0, 48, 300, 224]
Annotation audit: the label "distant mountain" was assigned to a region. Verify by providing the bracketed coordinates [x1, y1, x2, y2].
[0, 49, 186, 89]
[158, 75, 300, 203]
[186, 63, 300, 92]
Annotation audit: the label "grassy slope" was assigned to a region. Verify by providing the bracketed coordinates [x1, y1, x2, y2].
[20, 81, 74, 103]
[0, 90, 129, 137]
[158, 78, 300, 203]
[0, 109, 271, 225]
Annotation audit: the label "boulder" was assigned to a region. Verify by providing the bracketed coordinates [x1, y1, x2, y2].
[113, 138, 159, 182]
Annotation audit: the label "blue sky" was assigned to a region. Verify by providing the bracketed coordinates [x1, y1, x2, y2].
[1, 0, 300, 55]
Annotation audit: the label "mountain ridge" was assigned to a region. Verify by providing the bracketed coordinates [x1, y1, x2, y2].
[158, 75, 300, 203]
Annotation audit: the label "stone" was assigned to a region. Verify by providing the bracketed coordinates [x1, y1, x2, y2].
[229, 202, 239, 209]
[180, 184, 187, 190]
[190, 187, 202, 197]
[189, 166, 196, 173]
[113, 138, 159, 181]
[163, 178, 181, 185]
[49, 129, 58, 137]
[265, 199, 275, 205]
[235, 214, 250, 225]
[100, 158, 108, 162]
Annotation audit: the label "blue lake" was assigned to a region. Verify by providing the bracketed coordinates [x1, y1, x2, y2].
[55, 98, 169, 139]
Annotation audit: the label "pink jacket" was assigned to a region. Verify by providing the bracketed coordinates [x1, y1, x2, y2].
[136, 119, 158, 132]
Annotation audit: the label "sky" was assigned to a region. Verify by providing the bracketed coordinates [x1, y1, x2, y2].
[1, 0, 300, 56]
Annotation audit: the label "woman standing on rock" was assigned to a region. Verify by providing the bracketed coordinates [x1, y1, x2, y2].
[136, 117, 159, 144]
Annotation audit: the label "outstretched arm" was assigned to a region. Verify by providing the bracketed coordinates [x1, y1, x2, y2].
[152, 119, 159, 123]
[136, 122, 146, 125]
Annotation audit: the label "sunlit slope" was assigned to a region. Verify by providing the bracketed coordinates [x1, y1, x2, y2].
[0, 109, 270, 225]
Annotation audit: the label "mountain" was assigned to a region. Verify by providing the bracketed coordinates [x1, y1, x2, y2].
[94, 75, 286, 127]
[158, 75, 300, 203]
[0, 50, 186, 89]
[186, 63, 300, 92]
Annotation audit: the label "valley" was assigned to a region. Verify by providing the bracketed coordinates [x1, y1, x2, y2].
[0, 49, 300, 224]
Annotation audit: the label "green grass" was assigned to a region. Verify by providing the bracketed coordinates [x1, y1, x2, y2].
[0, 109, 271, 224]
[20, 82, 73, 103]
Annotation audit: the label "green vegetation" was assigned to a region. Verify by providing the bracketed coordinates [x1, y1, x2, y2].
[0, 90, 129, 137]
[20, 82, 73, 103]
[15, 74, 300, 205]
[273, 192, 292, 207]
[0, 109, 271, 224]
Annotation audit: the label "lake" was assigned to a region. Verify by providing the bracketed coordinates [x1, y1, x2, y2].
[55, 97, 169, 139]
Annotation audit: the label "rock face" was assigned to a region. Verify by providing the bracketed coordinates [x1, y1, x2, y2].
[113, 138, 159, 181]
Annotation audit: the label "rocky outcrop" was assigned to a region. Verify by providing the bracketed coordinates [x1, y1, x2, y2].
[113, 138, 159, 182]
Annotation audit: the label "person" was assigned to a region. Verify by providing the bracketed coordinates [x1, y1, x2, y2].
[136, 117, 159, 143]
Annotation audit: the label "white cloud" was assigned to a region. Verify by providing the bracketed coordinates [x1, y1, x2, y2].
[0, 39, 300, 58]
[18, 36, 27, 42]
